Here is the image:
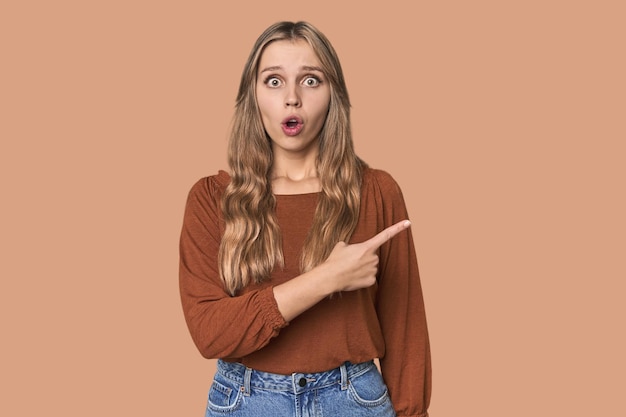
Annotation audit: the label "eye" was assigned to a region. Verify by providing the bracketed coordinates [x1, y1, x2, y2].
[303, 76, 321, 87]
[265, 76, 282, 88]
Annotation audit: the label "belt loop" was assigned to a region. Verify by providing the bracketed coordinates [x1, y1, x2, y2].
[243, 367, 252, 397]
[340, 362, 348, 390]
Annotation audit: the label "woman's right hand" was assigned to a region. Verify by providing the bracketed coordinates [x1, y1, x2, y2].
[322, 220, 412, 292]
[273, 220, 411, 322]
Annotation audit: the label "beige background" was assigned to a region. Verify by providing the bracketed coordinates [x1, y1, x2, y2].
[1, 1, 624, 416]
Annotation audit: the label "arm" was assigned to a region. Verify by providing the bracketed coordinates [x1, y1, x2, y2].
[375, 173, 432, 417]
[179, 177, 288, 359]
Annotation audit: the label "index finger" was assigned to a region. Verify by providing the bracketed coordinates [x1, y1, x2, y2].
[363, 220, 411, 251]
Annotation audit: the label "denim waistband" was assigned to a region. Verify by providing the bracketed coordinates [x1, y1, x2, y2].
[216, 359, 375, 395]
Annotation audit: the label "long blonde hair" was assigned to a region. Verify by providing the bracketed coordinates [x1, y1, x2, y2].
[219, 21, 365, 295]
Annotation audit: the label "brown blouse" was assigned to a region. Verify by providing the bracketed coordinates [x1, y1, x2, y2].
[179, 167, 431, 417]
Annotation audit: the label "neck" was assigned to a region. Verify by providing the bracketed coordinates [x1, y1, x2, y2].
[271, 147, 320, 195]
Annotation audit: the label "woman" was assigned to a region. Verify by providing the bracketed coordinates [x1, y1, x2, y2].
[180, 21, 431, 417]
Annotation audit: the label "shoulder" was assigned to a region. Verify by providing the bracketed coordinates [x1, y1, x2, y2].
[360, 167, 409, 219]
[184, 170, 231, 215]
[187, 170, 231, 199]
[362, 167, 403, 196]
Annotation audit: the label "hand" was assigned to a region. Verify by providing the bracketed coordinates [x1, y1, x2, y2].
[323, 220, 411, 292]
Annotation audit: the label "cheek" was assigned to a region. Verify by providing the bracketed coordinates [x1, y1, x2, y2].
[311, 96, 331, 122]
[256, 96, 279, 122]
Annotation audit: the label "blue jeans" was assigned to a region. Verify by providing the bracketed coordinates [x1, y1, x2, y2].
[205, 359, 396, 417]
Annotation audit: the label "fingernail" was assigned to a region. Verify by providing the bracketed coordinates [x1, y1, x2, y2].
[403, 220, 411, 228]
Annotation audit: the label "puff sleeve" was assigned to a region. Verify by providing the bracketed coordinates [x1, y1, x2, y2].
[179, 176, 288, 359]
[373, 171, 432, 417]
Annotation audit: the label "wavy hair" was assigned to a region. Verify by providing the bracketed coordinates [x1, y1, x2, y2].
[219, 21, 365, 295]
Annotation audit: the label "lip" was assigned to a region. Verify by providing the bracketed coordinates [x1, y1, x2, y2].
[281, 115, 304, 136]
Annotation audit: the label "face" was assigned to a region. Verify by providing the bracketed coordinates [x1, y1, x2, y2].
[256, 39, 331, 157]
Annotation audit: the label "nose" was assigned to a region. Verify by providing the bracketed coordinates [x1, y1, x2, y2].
[284, 85, 301, 107]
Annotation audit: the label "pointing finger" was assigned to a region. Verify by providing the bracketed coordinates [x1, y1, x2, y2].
[364, 220, 411, 251]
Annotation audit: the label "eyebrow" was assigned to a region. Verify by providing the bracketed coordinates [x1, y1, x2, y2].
[259, 65, 325, 74]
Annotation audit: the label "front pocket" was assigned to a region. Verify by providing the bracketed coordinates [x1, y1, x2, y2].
[347, 367, 391, 407]
[207, 379, 243, 413]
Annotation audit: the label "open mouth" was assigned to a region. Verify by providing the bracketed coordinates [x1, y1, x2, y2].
[281, 116, 304, 136]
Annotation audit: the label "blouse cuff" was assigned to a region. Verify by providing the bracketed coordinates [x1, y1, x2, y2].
[254, 286, 289, 330]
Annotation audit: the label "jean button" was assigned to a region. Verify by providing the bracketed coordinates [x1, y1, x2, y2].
[298, 377, 307, 387]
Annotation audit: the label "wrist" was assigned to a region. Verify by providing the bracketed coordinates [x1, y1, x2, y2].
[309, 261, 339, 296]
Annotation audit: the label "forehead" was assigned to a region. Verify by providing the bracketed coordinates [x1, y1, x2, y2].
[258, 39, 322, 72]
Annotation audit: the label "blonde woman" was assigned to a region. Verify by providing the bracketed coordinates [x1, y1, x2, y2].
[180, 21, 431, 417]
